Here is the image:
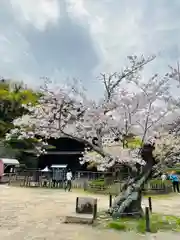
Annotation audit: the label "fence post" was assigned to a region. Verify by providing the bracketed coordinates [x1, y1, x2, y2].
[83, 180, 87, 191]
[76, 197, 79, 213]
[8, 173, 11, 185]
[148, 197, 152, 213]
[109, 194, 112, 208]
[93, 200, 97, 220]
[145, 207, 151, 232]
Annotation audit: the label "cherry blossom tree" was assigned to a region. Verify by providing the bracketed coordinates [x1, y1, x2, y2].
[163, 61, 180, 134]
[153, 132, 180, 167]
[5, 55, 178, 218]
[98, 73, 175, 151]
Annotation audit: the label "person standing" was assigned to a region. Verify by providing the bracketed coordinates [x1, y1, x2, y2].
[65, 169, 72, 192]
[161, 173, 167, 182]
[169, 171, 180, 193]
[161, 173, 167, 189]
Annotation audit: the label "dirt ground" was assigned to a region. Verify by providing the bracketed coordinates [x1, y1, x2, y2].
[0, 185, 180, 240]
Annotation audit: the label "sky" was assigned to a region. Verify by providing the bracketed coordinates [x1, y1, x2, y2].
[1, 0, 180, 97]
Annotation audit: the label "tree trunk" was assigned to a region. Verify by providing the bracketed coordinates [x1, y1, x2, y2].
[110, 143, 156, 218]
[111, 195, 142, 219]
[110, 179, 145, 218]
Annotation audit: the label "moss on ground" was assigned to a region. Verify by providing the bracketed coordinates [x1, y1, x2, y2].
[96, 212, 180, 233]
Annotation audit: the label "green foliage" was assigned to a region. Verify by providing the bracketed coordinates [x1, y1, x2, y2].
[0, 140, 38, 168]
[0, 79, 41, 168]
[18, 153, 38, 168]
[107, 214, 180, 233]
[89, 178, 105, 186]
[108, 221, 127, 231]
[0, 80, 38, 104]
[88, 178, 173, 195]
[0, 140, 20, 159]
[149, 179, 172, 186]
[125, 136, 143, 149]
[90, 179, 172, 187]
[0, 79, 39, 137]
[166, 168, 180, 174]
[5, 136, 56, 167]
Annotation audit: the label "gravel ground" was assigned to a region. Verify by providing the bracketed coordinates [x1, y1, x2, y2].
[0, 185, 180, 240]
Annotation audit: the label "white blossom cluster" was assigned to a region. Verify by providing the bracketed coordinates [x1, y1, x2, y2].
[153, 132, 180, 165]
[6, 125, 48, 156]
[80, 145, 145, 171]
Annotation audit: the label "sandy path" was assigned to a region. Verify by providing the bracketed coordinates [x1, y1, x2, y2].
[0, 186, 180, 240]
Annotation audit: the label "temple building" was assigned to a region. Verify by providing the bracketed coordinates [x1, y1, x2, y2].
[38, 137, 94, 172]
[37, 136, 136, 174]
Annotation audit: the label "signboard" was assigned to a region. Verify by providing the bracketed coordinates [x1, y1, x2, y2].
[76, 197, 97, 214]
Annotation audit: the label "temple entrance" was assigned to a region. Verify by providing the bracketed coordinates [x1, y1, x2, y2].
[38, 137, 87, 171]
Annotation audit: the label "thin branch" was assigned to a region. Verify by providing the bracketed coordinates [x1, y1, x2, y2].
[112, 56, 156, 91]
[100, 55, 155, 100]
[61, 130, 110, 159]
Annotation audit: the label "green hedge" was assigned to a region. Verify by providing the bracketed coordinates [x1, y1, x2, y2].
[90, 179, 172, 187]
[166, 168, 180, 174]
[88, 179, 173, 195]
[149, 179, 172, 186]
[89, 178, 105, 186]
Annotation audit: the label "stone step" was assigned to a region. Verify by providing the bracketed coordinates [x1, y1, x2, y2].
[64, 213, 94, 224]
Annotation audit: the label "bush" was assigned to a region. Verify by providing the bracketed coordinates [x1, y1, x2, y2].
[88, 178, 173, 195]
[89, 178, 172, 189]
[90, 178, 105, 186]
[166, 168, 180, 174]
[148, 179, 172, 186]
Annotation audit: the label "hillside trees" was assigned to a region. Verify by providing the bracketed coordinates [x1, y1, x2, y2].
[0, 79, 39, 138]
[0, 79, 40, 166]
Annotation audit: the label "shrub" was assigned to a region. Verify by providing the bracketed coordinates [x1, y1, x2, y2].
[89, 178, 172, 195]
[107, 214, 180, 233]
[89, 178, 105, 186]
[166, 168, 180, 174]
[148, 179, 172, 186]
[90, 178, 172, 186]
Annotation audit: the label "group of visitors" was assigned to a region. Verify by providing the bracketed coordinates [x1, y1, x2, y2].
[45, 168, 73, 191]
[161, 171, 180, 193]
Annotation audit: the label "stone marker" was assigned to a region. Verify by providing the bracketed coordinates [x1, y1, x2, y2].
[64, 197, 97, 224]
[76, 197, 97, 215]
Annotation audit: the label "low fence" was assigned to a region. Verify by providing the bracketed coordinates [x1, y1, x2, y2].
[1, 171, 174, 195]
[2, 170, 113, 189]
[88, 180, 173, 195]
[2, 173, 85, 188]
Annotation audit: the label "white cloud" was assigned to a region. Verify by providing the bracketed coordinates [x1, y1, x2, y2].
[66, 0, 180, 75]
[10, 0, 60, 31]
[66, 0, 146, 74]
[0, 0, 180, 96]
[0, 28, 33, 78]
[66, 0, 90, 19]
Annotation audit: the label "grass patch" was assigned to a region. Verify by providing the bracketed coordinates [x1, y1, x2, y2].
[143, 192, 176, 199]
[106, 213, 180, 233]
[108, 221, 127, 231]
